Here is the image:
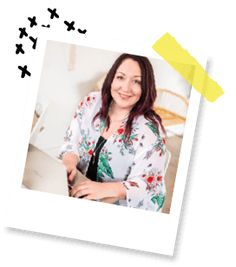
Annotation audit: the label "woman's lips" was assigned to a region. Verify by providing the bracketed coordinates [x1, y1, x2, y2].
[119, 93, 131, 100]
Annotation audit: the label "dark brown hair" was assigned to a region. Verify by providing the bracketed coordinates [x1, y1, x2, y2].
[93, 53, 165, 141]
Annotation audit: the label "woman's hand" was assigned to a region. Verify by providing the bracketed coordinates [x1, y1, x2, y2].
[62, 152, 79, 182]
[70, 180, 126, 201]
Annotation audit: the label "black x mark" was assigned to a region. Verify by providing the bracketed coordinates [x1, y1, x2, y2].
[47, 8, 59, 19]
[15, 44, 24, 54]
[18, 65, 31, 78]
[19, 27, 28, 38]
[64, 20, 75, 31]
[28, 16, 37, 27]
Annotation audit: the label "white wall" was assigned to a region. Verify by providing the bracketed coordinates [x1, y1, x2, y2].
[30, 41, 191, 158]
[152, 59, 193, 98]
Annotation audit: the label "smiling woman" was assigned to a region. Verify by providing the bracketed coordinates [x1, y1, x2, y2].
[59, 53, 167, 212]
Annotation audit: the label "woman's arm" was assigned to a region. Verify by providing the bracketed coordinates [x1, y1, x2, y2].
[122, 142, 167, 211]
[70, 180, 126, 202]
[62, 152, 79, 182]
[59, 92, 100, 182]
[59, 96, 88, 181]
[59, 108, 81, 182]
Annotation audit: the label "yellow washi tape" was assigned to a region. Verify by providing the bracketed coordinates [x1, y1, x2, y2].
[152, 33, 224, 102]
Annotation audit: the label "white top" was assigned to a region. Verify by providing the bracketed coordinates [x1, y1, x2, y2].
[60, 91, 167, 211]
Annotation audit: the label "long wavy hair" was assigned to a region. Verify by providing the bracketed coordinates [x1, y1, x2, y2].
[93, 53, 165, 141]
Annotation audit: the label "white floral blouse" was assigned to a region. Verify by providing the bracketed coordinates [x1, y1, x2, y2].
[60, 91, 167, 211]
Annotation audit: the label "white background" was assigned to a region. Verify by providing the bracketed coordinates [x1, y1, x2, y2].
[0, 0, 236, 266]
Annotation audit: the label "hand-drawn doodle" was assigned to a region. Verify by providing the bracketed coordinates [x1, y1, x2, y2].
[19, 27, 28, 38]
[29, 36, 38, 49]
[47, 8, 59, 19]
[64, 20, 75, 31]
[18, 65, 31, 78]
[15, 44, 25, 54]
[28, 16, 37, 27]
[78, 29, 87, 34]
[16, 7, 87, 78]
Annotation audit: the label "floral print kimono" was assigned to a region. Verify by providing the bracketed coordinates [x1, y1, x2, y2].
[60, 91, 167, 212]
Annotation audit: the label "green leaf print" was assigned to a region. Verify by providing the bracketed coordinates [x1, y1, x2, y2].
[146, 122, 159, 136]
[99, 118, 106, 132]
[151, 193, 165, 210]
[145, 122, 166, 156]
[97, 151, 114, 179]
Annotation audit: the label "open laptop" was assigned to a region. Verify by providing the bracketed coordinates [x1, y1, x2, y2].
[22, 144, 70, 196]
[22, 145, 89, 196]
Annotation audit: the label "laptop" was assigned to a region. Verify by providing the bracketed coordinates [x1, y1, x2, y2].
[22, 145, 90, 196]
[22, 145, 65, 195]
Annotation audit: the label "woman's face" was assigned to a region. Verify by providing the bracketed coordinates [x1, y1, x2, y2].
[111, 58, 142, 111]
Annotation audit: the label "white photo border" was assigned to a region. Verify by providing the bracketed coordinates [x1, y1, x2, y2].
[6, 31, 203, 256]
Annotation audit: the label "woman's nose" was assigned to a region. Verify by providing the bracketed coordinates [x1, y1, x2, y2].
[121, 79, 131, 92]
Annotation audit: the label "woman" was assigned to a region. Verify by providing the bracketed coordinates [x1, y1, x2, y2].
[60, 53, 167, 211]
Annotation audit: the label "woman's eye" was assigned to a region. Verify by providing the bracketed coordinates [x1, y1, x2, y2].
[116, 76, 123, 80]
[134, 79, 141, 85]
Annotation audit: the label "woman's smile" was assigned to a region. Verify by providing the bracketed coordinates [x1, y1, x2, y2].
[118, 92, 132, 100]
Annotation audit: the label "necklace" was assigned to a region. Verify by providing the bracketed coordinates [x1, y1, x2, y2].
[92, 137, 107, 164]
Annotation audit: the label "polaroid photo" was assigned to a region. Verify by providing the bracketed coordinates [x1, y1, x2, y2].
[6, 33, 202, 256]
